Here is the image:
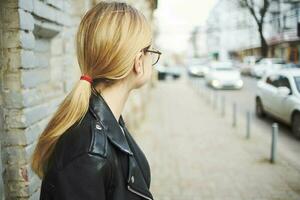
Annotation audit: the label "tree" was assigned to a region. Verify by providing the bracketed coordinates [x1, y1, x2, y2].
[238, 0, 271, 57]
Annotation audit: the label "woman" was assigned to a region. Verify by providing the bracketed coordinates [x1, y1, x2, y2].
[30, 1, 161, 199]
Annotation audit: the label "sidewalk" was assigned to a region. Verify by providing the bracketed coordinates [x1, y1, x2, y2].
[133, 76, 300, 200]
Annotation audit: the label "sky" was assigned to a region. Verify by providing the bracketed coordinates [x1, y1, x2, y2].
[154, 0, 216, 54]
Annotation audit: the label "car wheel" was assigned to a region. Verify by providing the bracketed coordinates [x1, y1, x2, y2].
[292, 113, 300, 139]
[256, 98, 265, 118]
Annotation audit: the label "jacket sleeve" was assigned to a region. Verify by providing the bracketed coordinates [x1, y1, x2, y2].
[53, 153, 113, 200]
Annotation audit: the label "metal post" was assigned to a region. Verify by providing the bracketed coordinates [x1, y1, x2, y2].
[213, 92, 217, 109]
[232, 102, 237, 127]
[206, 89, 210, 104]
[209, 91, 214, 105]
[270, 123, 278, 163]
[221, 96, 225, 117]
[246, 111, 251, 139]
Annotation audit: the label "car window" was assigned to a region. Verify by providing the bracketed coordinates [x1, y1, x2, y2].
[277, 75, 292, 93]
[272, 59, 286, 64]
[295, 76, 300, 93]
[266, 75, 279, 87]
[215, 67, 234, 71]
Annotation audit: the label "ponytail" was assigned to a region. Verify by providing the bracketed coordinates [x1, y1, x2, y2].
[30, 77, 92, 179]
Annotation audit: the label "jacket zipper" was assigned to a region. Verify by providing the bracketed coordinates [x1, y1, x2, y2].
[127, 185, 153, 200]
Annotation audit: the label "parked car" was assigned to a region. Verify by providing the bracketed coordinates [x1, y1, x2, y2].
[186, 58, 210, 77]
[256, 69, 300, 138]
[282, 63, 300, 69]
[155, 65, 183, 80]
[187, 62, 209, 77]
[164, 66, 184, 79]
[251, 58, 286, 78]
[155, 65, 167, 80]
[205, 61, 243, 89]
[240, 56, 262, 76]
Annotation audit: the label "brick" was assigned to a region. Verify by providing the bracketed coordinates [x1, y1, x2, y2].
[3, 0, 34, 12]
[20, 68, 50, 89]
[1, 116, 50, 146]
[6, 97, 63, 128]
[2, 146, 27, 165]
[3, 90, 23, 108]
[24, 116, 51, 145]
[20, 96, 62, 127]
[51, 37, 63, 55]
[46, 0, 64, 10]
[5, 164, 30, 182]
[2, 30, 20, 49]
[1, 48, 35, 72]
[55, 10, 72, 26]
[29, 189, 41, 200]
[3, 72, 21, 91]
[25, 142, 36, 164]
[20, 31, 35, 50]
[50, 57, 63, 80]
[19, 9, 34, 31]
[63, 38, 75, 54]
[6, 180, 29, 197]
[22, 83, 63, 107]
[33, 0, 56, 24]
[21, 50, 36, 69]
[28, 175, 41, 197]
[3, 30, 35, 49]
[35, 52, 49, 68]
[34, 38, 50, 53]
[1, 8, 19, 30]
[3, 8, 34, 31]
[63, 0, 72, 14]
[1, 48, 21, 73]
[3, 129, 27, 146]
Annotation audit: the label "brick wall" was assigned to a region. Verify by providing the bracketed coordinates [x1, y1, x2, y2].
[0, 0, 157, 199]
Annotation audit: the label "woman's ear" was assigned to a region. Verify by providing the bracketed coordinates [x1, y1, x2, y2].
[133, 52, 144, 75]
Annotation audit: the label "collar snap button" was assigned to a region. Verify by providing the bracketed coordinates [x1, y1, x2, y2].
[95, 124, 102, 130]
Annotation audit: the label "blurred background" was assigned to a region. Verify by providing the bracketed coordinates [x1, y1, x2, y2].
[1, 0, 300, 199]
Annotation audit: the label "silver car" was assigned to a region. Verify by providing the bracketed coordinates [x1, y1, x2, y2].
[205, 61, 243, 89]
[251, 58, 286, 78]
[256, 69, 300, 138]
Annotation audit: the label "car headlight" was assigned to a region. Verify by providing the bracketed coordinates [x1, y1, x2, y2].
[212, 80, 220, 87]
[236, 80, 243, 87]
[191, 69, 199, 74]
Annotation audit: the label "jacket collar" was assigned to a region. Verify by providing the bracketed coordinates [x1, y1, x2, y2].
[89, 88, 153, 200]
[89, 88, 133, 156]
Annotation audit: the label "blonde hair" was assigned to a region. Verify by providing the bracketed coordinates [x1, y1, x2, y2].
[31, 1, 152, 179]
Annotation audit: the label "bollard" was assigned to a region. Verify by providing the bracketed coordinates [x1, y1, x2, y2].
[232, 102, 237, 127]
[270, 123, 278, 163]
[210, 90, 214, 105]
[206, 88, 210, 104]
[213, 92, 217, 109]
[221, 96, 225, 117]
[246, 111, 251, 139]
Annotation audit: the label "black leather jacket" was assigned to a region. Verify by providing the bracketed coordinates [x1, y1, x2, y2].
[39, 90, 154, 200]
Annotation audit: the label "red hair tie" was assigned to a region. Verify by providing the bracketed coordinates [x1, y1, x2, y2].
[80, 75, 93, 84]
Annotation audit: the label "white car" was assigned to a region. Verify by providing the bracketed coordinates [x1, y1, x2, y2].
[205, 61, 243, 89]
[187, 64, 209, 77]
[240, 56, 261, 76]
[187, 59, 209, 77]
[251, 58, 286, 78]
[256, 69, 300, 138]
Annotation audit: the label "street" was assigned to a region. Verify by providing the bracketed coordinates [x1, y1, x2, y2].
[133, 74, 300, 200]
[190, 75, 300, 171]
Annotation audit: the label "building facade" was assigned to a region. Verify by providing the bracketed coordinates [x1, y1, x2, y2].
[202, 0, 300, 62]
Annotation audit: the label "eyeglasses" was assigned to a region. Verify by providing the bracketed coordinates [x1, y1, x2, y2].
[141, 46, 162, 66]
